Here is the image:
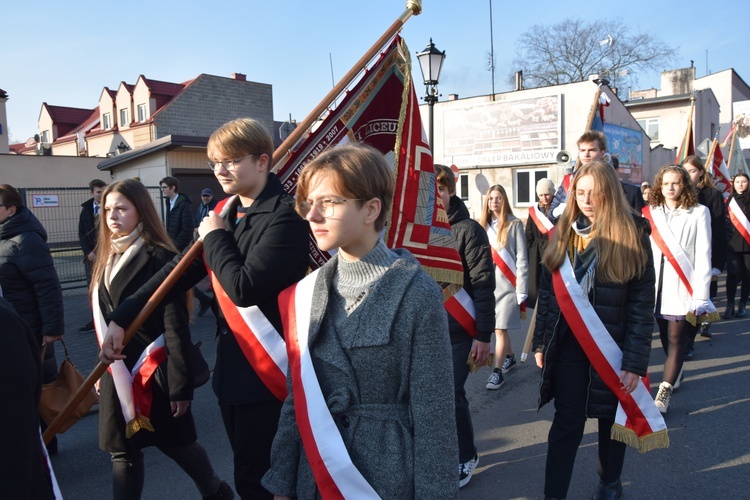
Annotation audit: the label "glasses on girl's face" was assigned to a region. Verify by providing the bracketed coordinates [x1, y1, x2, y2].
[297, 197, 362, 218]
[207, 154, 256, 172]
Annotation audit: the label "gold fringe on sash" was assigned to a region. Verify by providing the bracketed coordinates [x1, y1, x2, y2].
[467, 353, 495, 373]
[686, 310, 721, 327]
[125, 415, 155, 438]
[610, 423, 669, 453]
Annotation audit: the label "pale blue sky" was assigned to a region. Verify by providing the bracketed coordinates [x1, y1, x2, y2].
[3, 0, 748, 143]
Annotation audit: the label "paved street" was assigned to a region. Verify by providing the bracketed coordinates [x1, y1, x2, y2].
[50, 280, 750, 499]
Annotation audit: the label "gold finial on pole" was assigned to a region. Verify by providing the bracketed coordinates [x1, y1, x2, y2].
[405, 0, 422, 16]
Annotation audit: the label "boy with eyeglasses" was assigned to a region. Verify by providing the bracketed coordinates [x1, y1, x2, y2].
[100, 118, 309, 499]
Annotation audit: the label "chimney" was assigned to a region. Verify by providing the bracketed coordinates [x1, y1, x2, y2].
[515, 71, 523, 91]
[448, 94, 459, 101]
[231, 73, 247, 81]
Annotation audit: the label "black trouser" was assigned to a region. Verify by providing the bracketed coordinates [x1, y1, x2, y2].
[451, 337, 476, 463]
[220, 399, 282, 500]
[111, 441, 220, 500]
[725, 251, 750, 304]
[544, 334, 625, 499]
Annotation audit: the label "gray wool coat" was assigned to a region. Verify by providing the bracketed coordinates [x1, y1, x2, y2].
[487, 218, 529, 330]
[262, 249, 459, 499]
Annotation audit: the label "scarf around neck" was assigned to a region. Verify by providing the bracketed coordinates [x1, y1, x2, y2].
[105, 223, 144, 291]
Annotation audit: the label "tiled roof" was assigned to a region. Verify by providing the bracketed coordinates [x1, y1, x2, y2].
[44, 104, 96, 126]
[142, 77, 186, 97]
[54, 107, 100, 144]
[9, 142, 26, 153]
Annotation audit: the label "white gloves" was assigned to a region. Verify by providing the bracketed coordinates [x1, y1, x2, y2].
[516, 293, 528, 305]
[690, 299, 710, 316]
[552, 203, 566, 218]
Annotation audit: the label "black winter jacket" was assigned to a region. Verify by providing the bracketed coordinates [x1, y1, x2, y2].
[446, 196, 495, 343]
[78, 197, 99, 256]
[532, 217, 655, 418]
[0, 206, 64, 340]
[109, 174, 310, 405]
[699, 185, 727, 270]
[165, 193, 194, 250]
[728, 192, 750, 253]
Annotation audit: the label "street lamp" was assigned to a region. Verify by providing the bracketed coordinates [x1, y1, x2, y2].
[416, 38, 446, 148]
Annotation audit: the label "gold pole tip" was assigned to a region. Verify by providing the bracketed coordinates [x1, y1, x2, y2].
[406, 0, 422, 15]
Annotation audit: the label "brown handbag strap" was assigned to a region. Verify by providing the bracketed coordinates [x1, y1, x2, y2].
[40, 337, 72, 363]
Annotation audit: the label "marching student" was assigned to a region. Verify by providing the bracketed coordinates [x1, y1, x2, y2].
[100, 118, 310, 499]
[645, 165, 713, 413]
[724, 172, 750, 318]
[681, 155, 726, 350]
[479, 184, 528, 389]
[434, 164, 494, 488]
[262, 143, 458, 499]
[92, 180, 230, 499]
[526, 178, 556, 306]
[533, 161, 656, 500]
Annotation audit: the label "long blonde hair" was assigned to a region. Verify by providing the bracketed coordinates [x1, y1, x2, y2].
[479, 184, 518, 248]
[90, 180, 177, 291]
[543, 161, 647, 283]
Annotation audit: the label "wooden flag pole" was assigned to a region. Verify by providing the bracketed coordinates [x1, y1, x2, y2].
[705, 138, 718, 170]
[43, 241, 204, 444]
[728, 127, 737, 171]
[272, 0, 423, 167]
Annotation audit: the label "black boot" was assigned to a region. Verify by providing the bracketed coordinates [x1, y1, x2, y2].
[203, 480, 234, 500]
[723, 300, 735, 319]
[736, 301, 747, 318]
[592, 479, 623, 500]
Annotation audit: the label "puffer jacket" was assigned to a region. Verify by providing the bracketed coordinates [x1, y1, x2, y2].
[0, 206, 64, 340]
[532, 217, 655, 418]
[446, 195, 495, 343]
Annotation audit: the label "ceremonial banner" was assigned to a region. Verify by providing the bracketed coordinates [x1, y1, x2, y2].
[705, 137, 731, 198]
[273, 36, 463, 285]
[676, 100, 695, 164]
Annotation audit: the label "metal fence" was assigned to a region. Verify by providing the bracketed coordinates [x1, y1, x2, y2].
[18, 186, 164, 290]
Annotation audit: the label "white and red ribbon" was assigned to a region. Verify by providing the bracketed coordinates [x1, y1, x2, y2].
[552, 258, 668, 451]
[206, 195, 289, 401]
[529, 204, 555, 236]
[279, 270, 380, 499]
[93, 285, 166, 429]
[728, 198, 750, 246]
[444, 287, 478, 337]
[489, 243, 527, 316]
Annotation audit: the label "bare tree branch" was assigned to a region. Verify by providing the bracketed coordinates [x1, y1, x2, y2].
[509, 18, 678, 90]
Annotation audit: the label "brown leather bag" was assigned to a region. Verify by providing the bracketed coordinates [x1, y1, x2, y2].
[39, 338, 98, 433]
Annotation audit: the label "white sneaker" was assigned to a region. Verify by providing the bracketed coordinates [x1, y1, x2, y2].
[654, 382, 673, 414]
[459, 454, 479, 488]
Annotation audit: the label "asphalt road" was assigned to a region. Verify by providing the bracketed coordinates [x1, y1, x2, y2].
[50, 282, 750, 499]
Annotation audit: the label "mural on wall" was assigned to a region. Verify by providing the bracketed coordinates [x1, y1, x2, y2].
[603, 123, 644, 184]
[441, 95, 561, 167]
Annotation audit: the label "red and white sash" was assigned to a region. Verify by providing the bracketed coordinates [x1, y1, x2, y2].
[551, 258, 669, 452]
[728, 198, 750, 246]
[279, 270, 380, 499]
[93, 285, 167, 437]
[529, 204, 555, 236]
[444, 287, 477, 337]
[206, 195, 289, 401]
[642, 206, 717, 319]
[488, 236, 527, 318]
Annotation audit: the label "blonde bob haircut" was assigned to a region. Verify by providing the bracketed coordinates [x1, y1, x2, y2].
[295, 143, 395, 232]
[479, 184, 518, 249]
[207, 118, 274, 166]
[543, 161, 647, 284]
[650, 164, 698, 209]
[90, 179, 177, 291]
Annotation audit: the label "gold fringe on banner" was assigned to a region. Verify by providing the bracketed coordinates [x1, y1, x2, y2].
[611, 424, 670, 453]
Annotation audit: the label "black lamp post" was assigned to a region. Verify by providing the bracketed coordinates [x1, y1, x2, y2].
[416, 38, 446, 149]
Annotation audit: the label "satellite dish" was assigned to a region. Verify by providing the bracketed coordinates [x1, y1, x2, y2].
[34, 133, 40, 142]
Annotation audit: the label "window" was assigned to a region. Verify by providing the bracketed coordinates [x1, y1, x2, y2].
[137, 103, 148, 122]
[119, 108, 130, 127]
[457, 174, 469, 201]
[102, 113, 112, 130]
[636, 117, 659, 141]
[40, 130, 50, 143]
[514, 168, 549, 206]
